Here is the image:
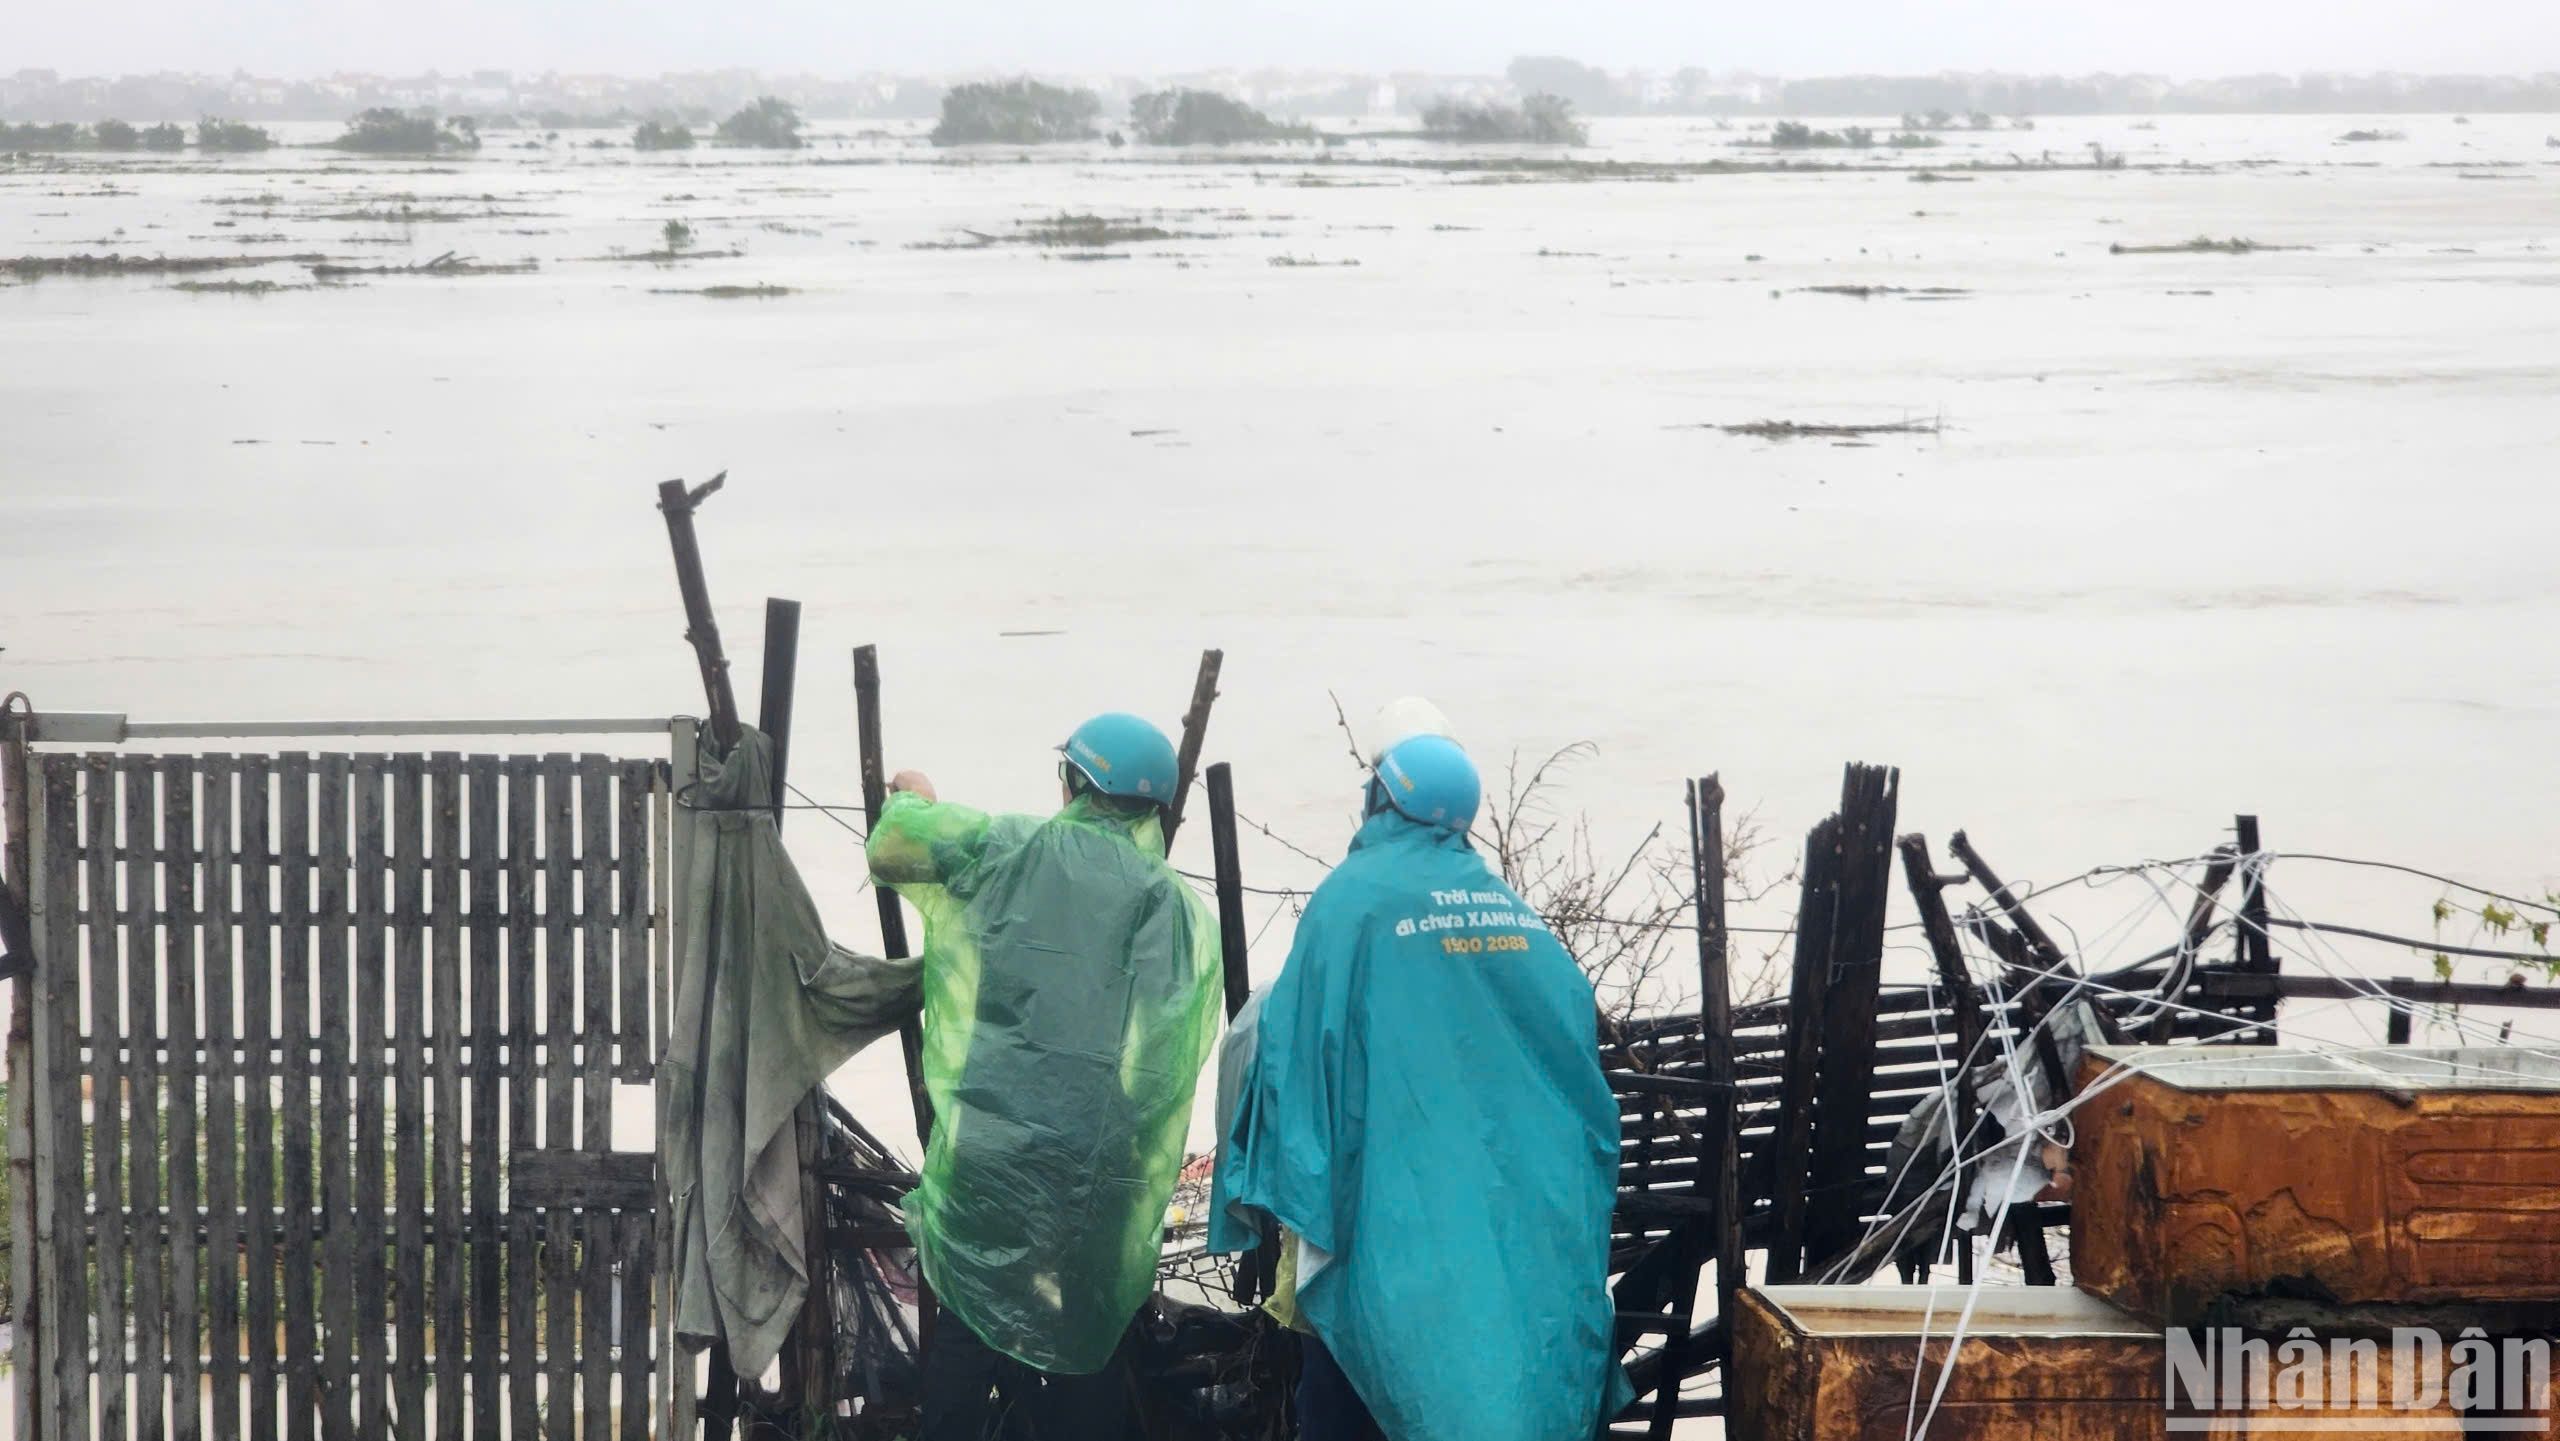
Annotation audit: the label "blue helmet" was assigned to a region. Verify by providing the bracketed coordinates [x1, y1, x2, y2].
[1060, 712, 1180, 805]
[1374, 734, 1480, 832]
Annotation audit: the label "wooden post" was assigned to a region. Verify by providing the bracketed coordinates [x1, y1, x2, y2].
[1161, 649, 1223, 847]
[2233, 815, 2277, 1044]
[1687, 777, 1745, 1361]
[2146, 845, 2238, 1043]
[1944, 818, 2124, 1291]
[1203, 764, 1251, 1022]
[1, 705, 36, 1436]
[759, 599, 802, 825]
[1897, 833, 1981, 1285]
[1805, 764, 1898, 1270]
[852, 644, 937, 1360]
[758, 599, 836, 1429]
[1769, 814, 1839, 1280]
[653, 478, 752, 1436]
[656, 474, 741, 751]
[1947, 830, 2073, 977]
[1202, 762, 1271, 1303]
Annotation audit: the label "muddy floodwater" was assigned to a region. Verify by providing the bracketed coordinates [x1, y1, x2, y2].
[5, 114, 2558, 1148]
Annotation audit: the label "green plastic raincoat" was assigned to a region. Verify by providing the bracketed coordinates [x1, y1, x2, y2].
[867, 789, 1222, 1374]
[1210, 807, 1631, 1441]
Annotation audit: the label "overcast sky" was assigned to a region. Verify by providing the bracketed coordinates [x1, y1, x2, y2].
[18, 0, 2560, 78]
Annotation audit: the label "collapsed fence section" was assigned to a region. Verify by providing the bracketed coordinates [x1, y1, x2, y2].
[13, 735, 678, 1441]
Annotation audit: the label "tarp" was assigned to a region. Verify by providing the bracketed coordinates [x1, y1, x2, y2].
[1210, 807, 1632, 1441]
[869, 787, 1222, 1374]
[661, 728, 920, 1380]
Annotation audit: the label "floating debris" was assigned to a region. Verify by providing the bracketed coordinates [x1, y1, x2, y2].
[1267, 255, 1362, 268]
[308, 251, 536, 278]
[915, 212, 1191, 251]
[650, 283, 797, 299]
[1705, 417, 1942, 441]
[169, 278, 325, 294]
[4, 251, 321, 280]
[2109, 236, 2299, 255]
[1795, 284, 1972, 299]
[576, 247, 746, 264]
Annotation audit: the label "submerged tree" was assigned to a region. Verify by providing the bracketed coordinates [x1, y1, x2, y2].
[1418, 93, 1589, 145]
[94, 118, 139, 151]
[329, 108, 478, 153]
[1128, 89, 1310, 145]
[930, 79, 1102, 145]
[141, 123, 186, 151]
[633, 119, 697, 151]
[0, 122, 83, 149]
[715, 97, 802, 149]
[196, 117, 274, 152]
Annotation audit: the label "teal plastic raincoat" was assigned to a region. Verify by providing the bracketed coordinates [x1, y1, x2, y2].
[1210, 807, 1630, 1441]
[868, 789, 1221, 1374]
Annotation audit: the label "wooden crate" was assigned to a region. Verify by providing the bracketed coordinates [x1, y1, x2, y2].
[2073, 1045, 2560, 1321]
[1728, 1285, 2496, 1441]
[1730, 1285, 2161, 1441]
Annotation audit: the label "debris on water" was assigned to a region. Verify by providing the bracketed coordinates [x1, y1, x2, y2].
[5, 251, 323, 279]
[1796, 284, 1972, 299]
[651, 283, 797, 298]
[2338, 130, 2407, 143]
[1700, 417, 1942, 441]
[169, 278, 325, 294]
[309, 251, 535, 277]
[579, 246, 745, 264]
[2108, 236, 2296, 255]
[1909, 172, 1975, 183]
[916, 212, 1190, 251]
[1267, 255, 1361, 267]
[314, 205, 549, 223]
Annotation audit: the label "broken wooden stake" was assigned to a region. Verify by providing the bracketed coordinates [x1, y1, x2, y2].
[1162, 648, 1223, 846]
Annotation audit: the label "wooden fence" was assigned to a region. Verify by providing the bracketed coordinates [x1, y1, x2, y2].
[10, 729, 682, 1441]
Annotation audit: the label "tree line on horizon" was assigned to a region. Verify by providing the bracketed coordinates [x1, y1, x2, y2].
[9, 63, 2560, 131]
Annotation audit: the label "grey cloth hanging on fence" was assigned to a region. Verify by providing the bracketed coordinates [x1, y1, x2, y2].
[660, 727, 920, 1380]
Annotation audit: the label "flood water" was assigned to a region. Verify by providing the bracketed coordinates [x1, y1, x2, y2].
[5, 113, 2559, 1162]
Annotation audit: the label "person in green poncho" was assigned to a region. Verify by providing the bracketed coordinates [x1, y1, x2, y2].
[867, 712, 1223, 1441]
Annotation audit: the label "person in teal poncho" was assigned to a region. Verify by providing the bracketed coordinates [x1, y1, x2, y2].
[868, 712, 1222, 1441]
[1211, 709, 1631, 1441]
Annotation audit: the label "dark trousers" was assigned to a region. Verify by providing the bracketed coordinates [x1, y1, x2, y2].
[919, 1306, 1133, 1441]
[1297, 1333, 1387, 1441]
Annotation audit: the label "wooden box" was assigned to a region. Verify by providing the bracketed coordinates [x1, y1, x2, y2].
[1729, 1285, 2161, 1441]
[1728, 1285, 2491, 1441]
[2072, 1046, 2560, 1322]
